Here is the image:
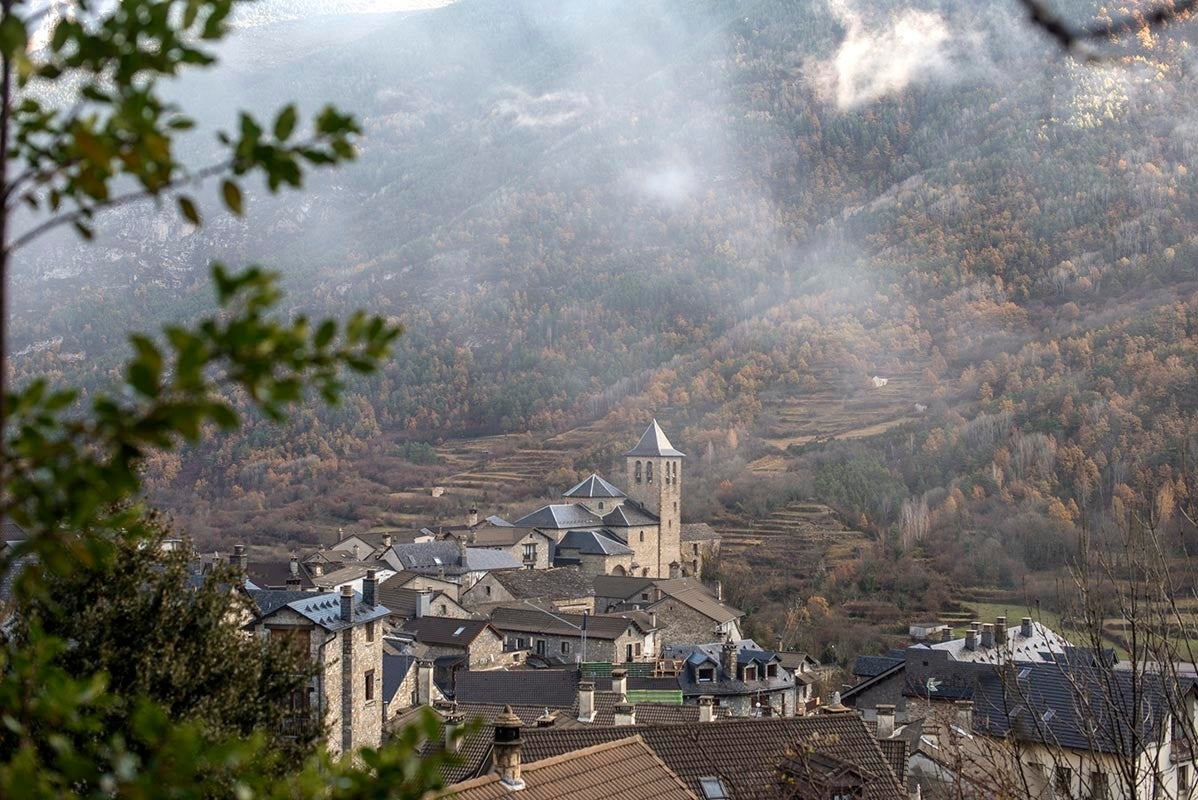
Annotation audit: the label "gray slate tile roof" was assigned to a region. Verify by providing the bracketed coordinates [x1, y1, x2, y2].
[400, 617, 499, 648]
[513, 503, 602, 530]
[593, 575, 656, 600]
[854, 655, 905, 678]
[624, 420, 685, 458]
[651, 578, 742, 624]
[602, 503, 658, 527]
[679, 522, 719, 542]
[383, 653, 416, 705]
[490, 606, 651, 640]
[563, 474, 627, 499]
[453, 669, 579, 707]
[490, 567, 595, 601]
[249, 588, 389, 631]
[558, 529, 633, 556]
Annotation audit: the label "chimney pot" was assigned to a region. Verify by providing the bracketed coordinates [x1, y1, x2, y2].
[965, 629, 977, 651]
[699, 695, 716, 723]
[669, 561, 680, 579]
[445, 711, 465, 752]
[715, 580, 723, 601]
[981, 623, 994, 649]
[955, 700, 974, 732]
[995, 616, 1007, 646]
[614, 697, 636, 727]
[611, 668, 627, 698]
[535, 710, 556, 727]
[722, 635, 738, 678]
[941, 627, 953, 643]
[416, 588, 433, 618]
[494, 705, 525, 791]
[383, 533, 393, 549]
[231, 544, 247, 572]
[1021, 617, 1033, 638]
[363, 569, 378, 608]
[876, 704, 896, 739]
[467, 508, 479, 528]
[577, 681, 596, 723]
[340, 584, 355, 622]
[416, 659, 434, 706]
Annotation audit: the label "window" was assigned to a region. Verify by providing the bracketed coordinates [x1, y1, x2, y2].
[635, 643, 642, 656]
[698, 667, 715, 682]
[693, 544, 699, 554]
[635, 461, 642, 483]
[523, 543, 537, 562]
[1092, 771, 1110, 800]
[1055, 766, 1072, 797]
[561, 641, 571, 655]
[766, 663, 778, 678]
[639, 531, 645, 543]
[366, 621, 376, 643]
[439, 604, 447, 615]
[485, 585, 492, 597]
[744, 665, 757, 681]
[535, 639, 546, 656]
[646, 462, 653, 483]
[674, 501, 678, 511]
[516, 637, 527, 649]
[599, 501, 604, 510]
[365, 670, 375, 702]
[1178, 766, 1188, 793]
[698, 777, 731, 800]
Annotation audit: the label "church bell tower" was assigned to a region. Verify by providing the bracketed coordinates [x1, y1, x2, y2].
[625, 420, 683, 578]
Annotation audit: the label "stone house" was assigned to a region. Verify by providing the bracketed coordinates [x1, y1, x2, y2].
[379, 540, 522, 590]
[379, 570, 462, 601]
[554, 529, 634, 577]
[679, 523, 720, 579]
[398, 617, 506, 670]
[244, 573, 390, 757]
[377, 585, 474, 624]
[663, 638, 798, 718]
[645, 578, 743, 647]
[460, 566, 595, 614]
[448, 526, 555, 570]
[490, 606, 657, 664]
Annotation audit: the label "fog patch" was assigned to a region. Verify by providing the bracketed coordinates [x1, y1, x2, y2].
[492, 86, 590, 128]
[629, 162, 698, 206]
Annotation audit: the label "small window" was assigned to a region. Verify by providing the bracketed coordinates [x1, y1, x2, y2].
[698, 777, 731, 800]
[639, 531, 645, 543]
[744, 666, 757, 681]
[516, 637, 527, 649]
[646, 462, 653, 483]
[1093, 770, 1110, 799]
[561, 640, 571, 655]
[693, 544, 699, 554]
[635, 461, 643, 483]
[523, 543, 537, 562]
[366, 621, 376, 643]
[439, 604, 447, 615]
[635, 642, 642, 656]
[766, 663, 778, 678]
[535, 639, 546, 656]
[698, 667, 715, 682]
[599, 501, 604, 510]
[641, 592, 649, 600]
[485, 585, 492, 597]
[365, 669, 375, 702]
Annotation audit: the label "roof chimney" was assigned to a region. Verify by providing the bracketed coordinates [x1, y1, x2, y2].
[614, 697, 636, 727]
[876, 704, 896, 739]
[363, 569, 378, 608]
[955, 700, 974, 733]
[494, 706, 525, 791]
[577, 681, 596, 723]
[722, 634, 737, 678]
[965, 629, 977, 651]
[383, 533, 393, 549]
[715, 580, 723, 601]
[287, 555, 301, 588]
[611, 668, 627, 698]
[416, 659, 433, 706]
[535, 710, 556, 728]
[776, 635, 784, 653]
[445, 709, 465, 752]
[649, 611, 657, 629]
[981, 623, 994, 649]
[995, 616, 1007, 646]
[457, 536, 468, 564]
[669, 561, 680, 579]
[231, 544, 247, 572]
[467, 508, 479, 528]
[340, 584, 355, 623]
[941, 627, 953, 643]
[416, 589, 433, 618]
[699, 695, 716, 723]
[1021, 617, 1033, 638]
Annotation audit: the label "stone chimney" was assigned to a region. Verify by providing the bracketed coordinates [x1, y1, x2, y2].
[995, 616, 1007, 646]
[965, 629, 978, 651]
[611, 668, 627, 698]
[1021, 617, 1033, 638]
[941, 627, 953, 643]
[416, 589, 433, 618]
[669, 561, 680, 579]
[352, 543, 361, 561]
[363, 569, 378, 608]
[287, 555, 301, 588]
[383, 533, 393, 549]
[715, 580, 723, 601]
[614, 697, 636, 727]
[981, 623, 994, 649]
[876, 704, 896, 739]
[416, 659, 433, 706]
[231, 544, 248, 572]
[494, 706, 525, 791]
[649, 611, 657, 629]
[699, 695, 716, 723]
[955, 700, 974, 732]
[722, 635, 738, 678]
[445, 709, 465, 752]
[535, 710, 556, 728]
[457, 535, 468, 565]
[340, 584, 355, 623]
[577, 681, 596, 723]
[776, 635, 784, 653]
[467, 508, 479, 528]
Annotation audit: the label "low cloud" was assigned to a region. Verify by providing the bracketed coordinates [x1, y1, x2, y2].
[629, 162, 698, 206]
[492, 86, 590, 128]
[810, 0, 953, 109]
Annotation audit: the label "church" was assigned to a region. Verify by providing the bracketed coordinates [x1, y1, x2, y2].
[510, 420, 684, 579]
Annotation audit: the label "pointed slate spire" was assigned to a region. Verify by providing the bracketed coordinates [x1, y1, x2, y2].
[624, 419, 685, 457]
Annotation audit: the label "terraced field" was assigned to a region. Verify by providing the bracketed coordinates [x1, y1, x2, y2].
[711, 501, 871, 574]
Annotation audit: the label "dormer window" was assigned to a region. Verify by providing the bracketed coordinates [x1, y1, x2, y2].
[698, 667, 715, 682]
[744, 665, 758, 681]
[766, 663, 778, 678]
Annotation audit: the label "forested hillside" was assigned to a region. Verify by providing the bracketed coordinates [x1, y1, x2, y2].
[12, 0, 1198, 649]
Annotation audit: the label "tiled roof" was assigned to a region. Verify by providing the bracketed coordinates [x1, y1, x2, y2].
[652, 579, 742, 624]
[854, 655, 905, 678]
[464, 548, 524, 571]
[679, 523, 719, 542]
[930, 620, 1071, 664]
[453, 669, 579, 707]
[385, 541, 465, 572]
[246, 588, 314, 618]
[663, 640, 795, 698]
[878, 738, 908, 785]
[490, 567, 595, 601]
[285, 589, 389, 631]
[1, 518, 28, 543]
[383, 653, 416, 705]
[490, 606, 650, 641]
[625, 420, 685, 458]
[467, 527, 550, 548]
[513, 504, 603, 530]
[441, 735, 697, 800]
[522, 715, 905, 800]
[311, 562, 388, 590]
[602, 503, 658, 527]
[593, 575, 656, 600]
[377, 586, 461, 618]
[244, 560, 314, 590]
[558, 529, 633, 556]
[563, 474, 627, 499]
[400, 617, 498, 648]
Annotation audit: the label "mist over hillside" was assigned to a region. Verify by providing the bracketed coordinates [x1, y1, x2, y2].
[13, 0, 1198, 615]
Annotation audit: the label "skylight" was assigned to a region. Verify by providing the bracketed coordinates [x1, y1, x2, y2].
[453, 626, 466, 637]
[698, 777, 731, 800]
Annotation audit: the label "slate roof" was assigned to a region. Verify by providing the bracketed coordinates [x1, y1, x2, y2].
[679, 522, 720, 542]
[441, 735, 697, 800]
[513, 503, 603, 530]
[594, 574, 656, 600]
[489, 567, 594, 601]
[664, 640, 794, 698]
[490, 606, 652, 640]
[383, 653, 416, 705]
[930, 620, 1071, 664]
[854, 655, 905, 678]
[245, 560, 315, 590]
[246, 588, 314, 618]
[563, 474, 627, 499]
[453, 669, 579, 707]
[467, 526, 550, 548]
[602, 503, 658, 527]
[382, 542, 522, 574]
[2, 519, 28, 544]
[522, 715, 905, 800]
[558, 529, 633, 556]
[377, 586, 461, 618]
[400, 617, 499, 648]
[972, 661, 1181, 754]
[464, 548, 524, 571]
[652, 578, 742, 624]
[625, 420, 685, 458]
[311, 562, 388, 590]
[285, 589, 389, 631]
